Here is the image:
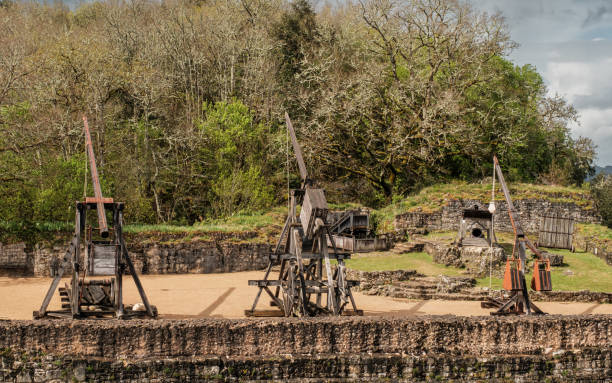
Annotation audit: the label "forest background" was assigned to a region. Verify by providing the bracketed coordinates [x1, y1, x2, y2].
[0, 0, 606, 229]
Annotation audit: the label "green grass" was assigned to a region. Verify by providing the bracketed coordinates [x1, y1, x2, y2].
[577, 223, 612, 242]
[0, 220, 74, 245]
[328, 202, 364, 210]
[342, 246, 612, 293]
[476, 249, 612, 292]
[344, 252, 463, 276]
[421, 229, 612, 292]
[0, 220, 74, 233]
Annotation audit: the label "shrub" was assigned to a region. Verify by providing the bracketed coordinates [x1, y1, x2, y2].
[591, 174, 612, 228]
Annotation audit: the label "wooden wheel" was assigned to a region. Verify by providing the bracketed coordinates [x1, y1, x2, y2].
[281, 261, 309, 317]
[281, 272, 294, 317]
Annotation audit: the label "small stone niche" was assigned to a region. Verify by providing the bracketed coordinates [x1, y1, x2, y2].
[457, 205, 493, 247]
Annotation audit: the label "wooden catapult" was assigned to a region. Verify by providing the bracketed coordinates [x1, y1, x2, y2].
[481, 155, 552, 315]
[245, 113, 362, 317]
[33, 116, 156, 319]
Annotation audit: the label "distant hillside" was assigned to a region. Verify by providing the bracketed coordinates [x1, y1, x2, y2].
[586, 165, 612, 181]
[596, 165, 612, 175]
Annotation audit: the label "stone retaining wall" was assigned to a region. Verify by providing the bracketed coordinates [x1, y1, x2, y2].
[0, 316, 609, 382]
[422, 240, 506, 277]
[0, 243, 28, 270]
[584, 240, 612, 266]
[1, 349, 609, 382]
[394, 199, 600, 234]
[1, 316, 609, 359]
[1, 238, 271, 277]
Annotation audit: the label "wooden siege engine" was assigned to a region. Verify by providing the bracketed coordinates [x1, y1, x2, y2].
[245, 113, 362, 317]
[33, 116, 156, 319]
[481, 155, 552, 315]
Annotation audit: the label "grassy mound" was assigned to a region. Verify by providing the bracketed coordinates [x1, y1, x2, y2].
[372, 181, 593, 233]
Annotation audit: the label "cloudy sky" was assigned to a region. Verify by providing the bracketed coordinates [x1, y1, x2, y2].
[471, 0, 612, 166]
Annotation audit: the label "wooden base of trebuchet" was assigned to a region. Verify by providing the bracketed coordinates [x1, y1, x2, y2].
[246, 194, 363, 318]
[34, 201, 156, 320]
[481, 290, 545, 316]
[245, 248, 363, 318]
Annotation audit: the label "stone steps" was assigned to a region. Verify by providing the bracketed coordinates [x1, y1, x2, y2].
[390, 242, 424, 254]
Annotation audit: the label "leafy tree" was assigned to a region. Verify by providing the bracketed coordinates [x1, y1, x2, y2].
[0, 0, 597, 226]
[591, 174, 612, 228]
[272, 0, 318, 85]
[198, 100, 274, 217]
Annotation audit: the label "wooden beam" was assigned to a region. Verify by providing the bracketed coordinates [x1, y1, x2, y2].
[119, 210, 155, 318]
[285, 113, 309, 184]
[83, 115, 109, 238]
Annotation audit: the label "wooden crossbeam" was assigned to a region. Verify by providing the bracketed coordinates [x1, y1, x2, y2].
[248, 279, 360, 287]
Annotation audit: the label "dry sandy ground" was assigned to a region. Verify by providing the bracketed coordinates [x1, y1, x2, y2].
[1, 272, 610, 320]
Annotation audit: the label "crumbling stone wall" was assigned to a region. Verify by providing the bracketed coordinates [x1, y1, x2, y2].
[1, 239, 271, 277]
[132, 242, 270, 274]
[576, 237, 612, 266]
[0, 243, 27, 268]
[349, 269, 612, 303]
[1, 349, 610, 382]
[422, 240, 506, 277]
[394, 199, 600, 234]
[0, 316, 609, 382]
[1, 316, 609, 358]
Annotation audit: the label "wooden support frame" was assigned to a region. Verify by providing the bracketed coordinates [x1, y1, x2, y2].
[245, 113, 362, 317]
[34, 115, 156, 320]
[34, 201, 157, 319]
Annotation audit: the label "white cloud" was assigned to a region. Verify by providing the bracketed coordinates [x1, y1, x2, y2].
[545, 62, 593, 101]
[544, 58, 612, 100]
[470, 0, 612, 165]
[570, 108, 612, 164]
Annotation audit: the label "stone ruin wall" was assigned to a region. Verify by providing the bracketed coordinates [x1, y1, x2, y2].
[394, 199, 601, 235]
[0, 243, 29, 276]
[0, 236, 271, 277]
[0, 316, 610, 382]
[349, 269, 612, 304]
[394, 198, 612, 268]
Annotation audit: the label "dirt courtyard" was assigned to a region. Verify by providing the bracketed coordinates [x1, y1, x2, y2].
[1, 271, 610, 320]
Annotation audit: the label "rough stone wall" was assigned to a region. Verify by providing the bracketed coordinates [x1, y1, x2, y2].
[1, 349, 610, 382]
[1, 316, 609, 359]
[422, 241, 506, 277]
[0, 243, 27, 268]
[132, 242, 271, 274]
[394, 199, 601, 234]
[1, 240, 271, 277]
[578, 237, 612, 266]
[0, 317, 609, 382]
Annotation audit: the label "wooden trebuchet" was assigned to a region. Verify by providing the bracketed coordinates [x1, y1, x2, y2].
[245, 113, 362, 317]
[481, 155, 551, 316]
[33, 115, 156, 319]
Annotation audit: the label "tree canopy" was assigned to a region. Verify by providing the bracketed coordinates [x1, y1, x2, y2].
[0, 0, 595, 224]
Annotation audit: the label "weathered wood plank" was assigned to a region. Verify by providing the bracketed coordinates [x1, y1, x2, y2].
[538, 214, 574, 250]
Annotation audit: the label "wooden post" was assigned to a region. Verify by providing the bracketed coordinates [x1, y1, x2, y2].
[118, 209, 154, 317]
[35, 209, 81, 318]
[321, 231, 337, 314]
[71, 211, 82, 317]
[113, 205, 124, 317]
